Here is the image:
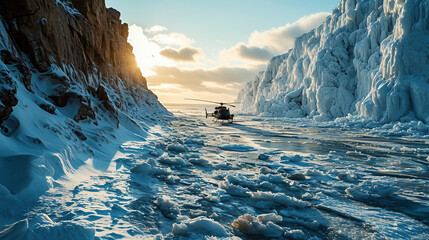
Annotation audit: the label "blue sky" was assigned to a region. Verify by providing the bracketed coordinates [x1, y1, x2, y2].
[106, 0, 340, 103]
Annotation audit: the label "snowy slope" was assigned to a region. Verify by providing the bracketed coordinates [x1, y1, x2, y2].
[0, 0, 168, 207]
[237, 0, 429, 123]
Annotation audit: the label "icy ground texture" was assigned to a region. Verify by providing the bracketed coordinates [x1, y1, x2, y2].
[237, 0, 429, 123]
[2, 105, 428, 239]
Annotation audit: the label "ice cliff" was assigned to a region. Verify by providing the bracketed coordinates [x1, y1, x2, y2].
[237, 0, 429, 123]
[0, 0, 166, 200]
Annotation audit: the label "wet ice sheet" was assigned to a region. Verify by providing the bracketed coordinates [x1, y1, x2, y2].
[2, 104, 428, 239]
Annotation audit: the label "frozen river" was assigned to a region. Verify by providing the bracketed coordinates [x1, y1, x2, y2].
[5, 104, 429, 239]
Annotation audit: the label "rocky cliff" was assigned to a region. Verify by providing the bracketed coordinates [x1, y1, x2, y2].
[237, 0, 429, 124]
[0, 0, 167, 199]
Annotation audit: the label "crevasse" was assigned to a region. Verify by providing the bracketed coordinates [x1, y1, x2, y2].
[237, 0, 429, 123]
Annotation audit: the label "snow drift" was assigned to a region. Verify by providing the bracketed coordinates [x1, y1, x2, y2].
[237, 0, 429, 123]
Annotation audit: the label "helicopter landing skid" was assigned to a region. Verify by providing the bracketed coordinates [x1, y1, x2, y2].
[212, 118, 234, 124]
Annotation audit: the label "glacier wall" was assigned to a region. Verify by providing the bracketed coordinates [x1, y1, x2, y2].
[237, 0, 429, 123]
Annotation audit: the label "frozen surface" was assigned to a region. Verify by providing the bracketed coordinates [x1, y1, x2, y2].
[1, 104, 428, 239]
[237, 0, 429, 124]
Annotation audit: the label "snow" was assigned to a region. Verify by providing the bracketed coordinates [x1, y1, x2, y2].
[55, 0, 82, 16]
[0, 216, 95, 240]
[237, 0, 429, 124]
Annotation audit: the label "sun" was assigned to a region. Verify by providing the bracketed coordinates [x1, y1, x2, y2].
[127, 24, 172, 76]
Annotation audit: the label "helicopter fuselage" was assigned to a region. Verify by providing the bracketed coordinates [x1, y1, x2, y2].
[212, 106, 233, 120]
[185, 98, 237, 123]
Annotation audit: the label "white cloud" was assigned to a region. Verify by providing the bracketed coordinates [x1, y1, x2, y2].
[224, 43, 275, 62]
[151, 33, 196, 48]
[145, 25, 168, 34]
[160, 47, 205, 62]
[223, 12, 329, 62]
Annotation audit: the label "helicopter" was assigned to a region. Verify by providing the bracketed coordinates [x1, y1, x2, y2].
[185, 98, 239, 123]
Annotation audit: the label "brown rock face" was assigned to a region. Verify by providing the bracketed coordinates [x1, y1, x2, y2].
[0, 0, 160, 128]
[0, 0, 145, 86]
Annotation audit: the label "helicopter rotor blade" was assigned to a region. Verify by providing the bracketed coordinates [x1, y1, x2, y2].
[185, 99, 241, 107]
[184, 98, 223, 105]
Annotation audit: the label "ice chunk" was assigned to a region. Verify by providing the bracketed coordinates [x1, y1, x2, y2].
[167, 144, 187, 153]
[219, 144, 257, 152]
[346, 179, 399, 202]
[281, 154, 303, 162]
[188, 158, 210, 166]
[232, 214, 284, 237]
[165, 175, 180, 185]
[130, 162, 170, 176]
[250, 191, 309, 208]
[257, 213, 283, 223]
[172, 217, 230, 237]
[158, 153, 190, 166]
[259, 174, 284, 184]
[184, 139, 204, 146]
[258, 154, 269, 160]
[155, 196, 179, 219]
[288, 173, 306, 181]
[218, 181, 251, 197]
[283, 229, 306, 240]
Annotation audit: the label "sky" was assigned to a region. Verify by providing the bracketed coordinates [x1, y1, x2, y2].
[106, 0, 340, 104]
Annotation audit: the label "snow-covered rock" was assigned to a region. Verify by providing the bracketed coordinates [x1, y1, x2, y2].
[0, 0, 168, 205]
[237, 0, 429, 123]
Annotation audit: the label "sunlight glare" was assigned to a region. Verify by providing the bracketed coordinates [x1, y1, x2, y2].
[128, 24, 173, 76]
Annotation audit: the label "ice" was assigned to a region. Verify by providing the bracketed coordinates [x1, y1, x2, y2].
[172, 217, 230, 238]
[232, 214, 284, 238]
[2, 102, 429, 239]
[258, 174, 284, 184]
[237, 0, 429, 125]
[257, 213, 282, 223]
[130, 162, 170, 176]
[283, 229, 306, 240]
[218, 144, 257, 152]
[154, 196, 179, 219]
[257, 153, 269, 160]
[188, 158, 210, 166]
[281, 154, 303, 162]
[167, 144, 187, 153]
[158, 153, 191, 166]
[250, 191, 310, 208]
[218, 181, 251, 197]
[345, 178, 399, 201]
